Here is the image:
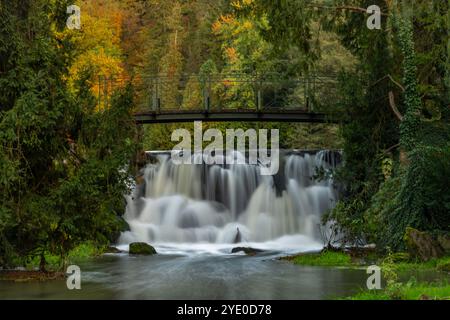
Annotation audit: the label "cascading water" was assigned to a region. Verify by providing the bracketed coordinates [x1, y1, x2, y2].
[119, 150, 341, 253]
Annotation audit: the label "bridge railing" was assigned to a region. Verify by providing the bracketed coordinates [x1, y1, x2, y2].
[97, 73, 338, 113]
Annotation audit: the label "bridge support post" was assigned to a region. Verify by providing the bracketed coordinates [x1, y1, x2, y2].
[152, 77, 161, 112]
[150, 78, 155, 111]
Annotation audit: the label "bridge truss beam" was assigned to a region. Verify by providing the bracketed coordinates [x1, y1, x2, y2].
[134, 110, 337, 124]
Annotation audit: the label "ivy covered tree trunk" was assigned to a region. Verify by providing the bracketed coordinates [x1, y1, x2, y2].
[382, 5, 450, 250]
[397, 12, 422, 154]
[446, 6, 450, 104]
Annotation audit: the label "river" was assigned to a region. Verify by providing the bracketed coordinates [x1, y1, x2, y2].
[0, 150, 370, 299]
[0, 247, 370, 299]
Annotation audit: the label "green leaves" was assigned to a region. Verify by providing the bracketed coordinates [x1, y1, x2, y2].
[0, 1, 138, 269]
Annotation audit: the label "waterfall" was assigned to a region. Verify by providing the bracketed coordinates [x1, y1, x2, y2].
[119, 150, 340, 247]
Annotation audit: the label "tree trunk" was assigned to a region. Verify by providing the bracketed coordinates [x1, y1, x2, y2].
[39, 253, 47, 273]
[396, 9, 422, 155]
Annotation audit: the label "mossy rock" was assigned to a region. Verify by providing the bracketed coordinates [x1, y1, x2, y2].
[129, 242, 157, 255]
[404, 227, 444, 261]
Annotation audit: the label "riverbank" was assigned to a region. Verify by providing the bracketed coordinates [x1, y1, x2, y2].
[284, 250, 450, 300]
[0, 242, 112, 282]
[0, 271, 65, 282]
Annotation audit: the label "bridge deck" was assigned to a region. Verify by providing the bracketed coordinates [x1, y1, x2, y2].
[134, 109, 335, 124]
[96, 74, 340, 124]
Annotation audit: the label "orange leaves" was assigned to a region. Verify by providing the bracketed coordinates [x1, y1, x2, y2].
[212, 20, 222, 34]
[225, 47, 238, 62]
[110, 11, 124, 46]
[212, 14, 237, 34]
[65, 1, 128, 111]
[220, 14, 235, 25]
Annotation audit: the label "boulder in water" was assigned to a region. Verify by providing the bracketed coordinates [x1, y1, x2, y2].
[129, 242, 157, 255]
[231, 247, 264, 256]
[404, 227, 444, 261]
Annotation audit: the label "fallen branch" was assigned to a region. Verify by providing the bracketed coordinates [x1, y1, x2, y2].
[370, 74, 405, 92]
[383, 143, 400, 154]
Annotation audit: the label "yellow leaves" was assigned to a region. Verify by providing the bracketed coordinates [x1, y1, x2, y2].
[65, 1, 128, 111]
[231, 1, 241, 9]
[231, 0, 254, 10]
[69, 47, 125, 111]
[70, 48, 124, 80]
[242, 21, 253, 30]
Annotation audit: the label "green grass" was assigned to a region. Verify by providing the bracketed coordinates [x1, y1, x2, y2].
[68, 242, 106, 261]
[436, 256, 450, 272]
[401, 282, 450, 300]
[347, 281, 450, 300]
[288, 251, 450, 300]
[291, 251, 354, 267]
[23, 242, 106, 271]
[391, 256, 450, 272]
[345, 291, 391, 300]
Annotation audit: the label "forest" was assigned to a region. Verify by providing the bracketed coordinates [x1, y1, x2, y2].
[0, 0, 449, 300]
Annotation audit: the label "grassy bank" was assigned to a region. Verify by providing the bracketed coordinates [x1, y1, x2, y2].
[283, 249, 380, 268]
[0, 242, 111, 282]
[347, 280, 450, 300]
[286, 250, 450, 271]
[285, 250, 450, 300]
[284, 251, 355, 267]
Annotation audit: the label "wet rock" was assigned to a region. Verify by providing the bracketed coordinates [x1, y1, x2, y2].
[404, 227, 444, 261]
[129, 242, 157, 255]
[233, 228, 242, 244]
[231, 247, 264, 256]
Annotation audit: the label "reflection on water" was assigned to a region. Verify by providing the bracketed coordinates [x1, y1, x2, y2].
[1, 251, 370, 300]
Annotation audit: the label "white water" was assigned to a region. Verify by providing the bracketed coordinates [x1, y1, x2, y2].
[119, 151, 340, 254]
